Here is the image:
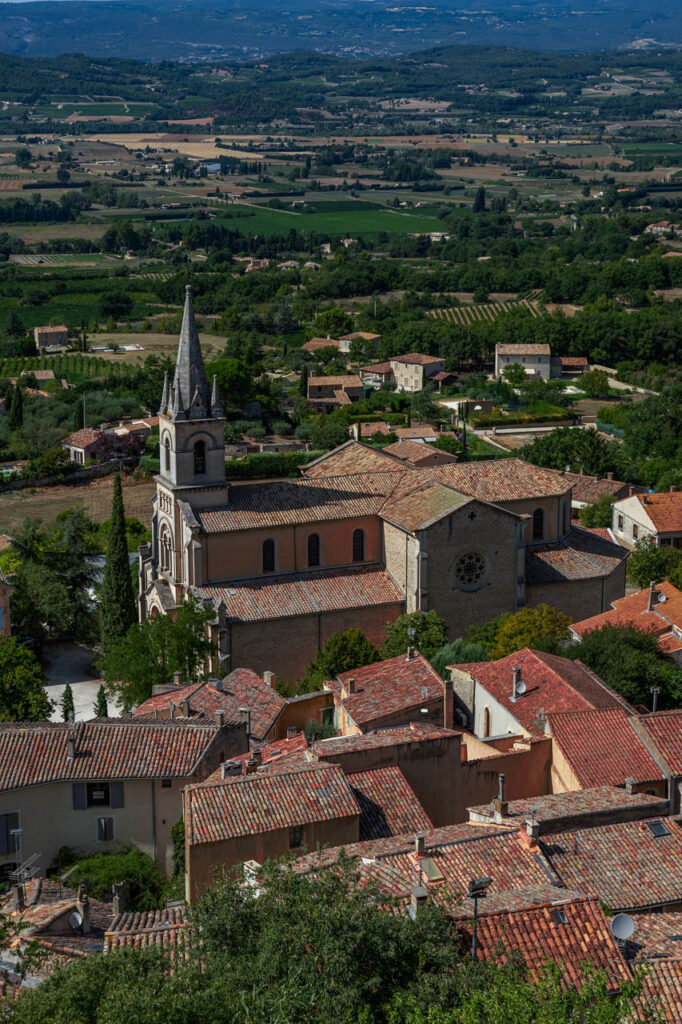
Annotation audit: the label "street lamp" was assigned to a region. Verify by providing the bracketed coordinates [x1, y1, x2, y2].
[468, 876, 492, 958]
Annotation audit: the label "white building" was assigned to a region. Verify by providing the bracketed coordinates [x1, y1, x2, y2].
[611, 489, 682, 550]
[495, 344, 551, 381]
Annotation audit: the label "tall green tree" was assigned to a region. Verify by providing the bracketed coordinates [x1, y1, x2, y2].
[94, 684, 108, 718]
[61, 682, 74, 722]
[99, 474, 137, 650]
[8, 383, 23, 430]
[570, 624, 681, 708]
[99, 597, 216, 708]
[298, 363, 309, 397]
[0, 637, 52, 721]
[473, 186, 486, 213]
[301, 628, 380, 692]
[628, 535, 682, 589]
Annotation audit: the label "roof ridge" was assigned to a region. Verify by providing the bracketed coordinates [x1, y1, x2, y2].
[188, 760, 336, 792]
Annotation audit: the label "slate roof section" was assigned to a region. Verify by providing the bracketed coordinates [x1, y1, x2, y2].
[314, 722, 460, 758]
[459, 894, 629, 993]
[468, 787, 669, 834]
[453, 648, 633, 737]
[0, 719, 224, 791]
[104, 907, 190, 952]
[197, 563, 404, 624]
[525, 527, 627, 584]
[185, 762, 359, 845]
[541, 817, 682, 911]
[347, 765, 433, 840]
[328, 652, 445, 728]
[547, 709, 666, 788]
[638, 710, 682, 775]
[133, 670, 286, 741]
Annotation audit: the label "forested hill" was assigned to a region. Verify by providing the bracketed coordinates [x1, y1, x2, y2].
[1, 0, 682, 61]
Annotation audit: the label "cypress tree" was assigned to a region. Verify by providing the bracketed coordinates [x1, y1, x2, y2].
[61, 683, 74, 722]
[299, 363, 308, 397]
[8, 385, 23, 430]
[99, 473, 137, 650]
[94, 684, 108, 718]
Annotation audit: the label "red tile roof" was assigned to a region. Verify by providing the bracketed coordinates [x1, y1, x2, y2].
[633, 492, 682, 533]
[134, 671, 286, 742]
[571, 582, 682, 651]
[383, 439, 458, 466]
[204, 733, 310, 783]
[461, 894, 629, 992]
[347, 766, 432, 840]
[468, 787, 668, 833]
[547, 709, 665, 788]
[628, 911, 682, 962]
[104, 907, 190, 952]
[381, 479, 471, 531]
[328, 652, 445, 728]
[638, 710, 682, 776]
[301, 337, 339, 353]
[525, 526, 626, 584]
[426, 458, 572, 502]
[0, 719, 224, 791]
[304, 441, 402, 477]
[360, 361, 393, 375]
[633, 959, 682, 1023]
[542, 817, 682, 911]
[497, 344, 551, 355]
[61, 427, 101, 449]
[314, 721, 460, 758]
[308, 374, 363, 388]
[185, 763, 359, 845]
[197, 563, 404, 624]
[454, 648, 632, 737]
[391, 353, 444, 366]
[547, 470, 633, 503]
[559, 356, 589, 368]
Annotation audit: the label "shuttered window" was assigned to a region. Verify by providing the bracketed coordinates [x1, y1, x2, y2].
[0, 813, 19, 856]
[72, 783, 86, 810]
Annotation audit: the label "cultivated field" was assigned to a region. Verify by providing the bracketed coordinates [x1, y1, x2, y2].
[428, 297, 543, 325]
[0, 475, 155, 533]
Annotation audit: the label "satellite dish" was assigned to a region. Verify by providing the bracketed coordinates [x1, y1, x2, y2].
[515, 680, 527, 697]
[610, 913, 635, 941]
[69, 911, 83, 932]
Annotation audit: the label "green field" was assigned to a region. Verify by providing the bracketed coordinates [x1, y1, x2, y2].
[221, 202, 441, 237]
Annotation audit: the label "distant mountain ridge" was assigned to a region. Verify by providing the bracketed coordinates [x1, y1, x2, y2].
[0, 0, 681, 61]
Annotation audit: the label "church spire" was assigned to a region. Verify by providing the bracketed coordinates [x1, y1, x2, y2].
[158, 370, 169, 416]
[171, 285, 211, 420]
[210, 374, 224, 419]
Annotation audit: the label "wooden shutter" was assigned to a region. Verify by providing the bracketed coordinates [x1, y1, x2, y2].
[110, 782, 125, 808]
[72, 783, 86, 810]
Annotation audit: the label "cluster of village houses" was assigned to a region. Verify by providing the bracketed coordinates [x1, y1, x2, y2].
[5, 297, 682, 1018]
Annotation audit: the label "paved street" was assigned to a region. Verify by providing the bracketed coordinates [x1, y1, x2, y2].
[43, 642, 121, 722]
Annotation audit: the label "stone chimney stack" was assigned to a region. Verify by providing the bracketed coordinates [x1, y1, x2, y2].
[76, 886, 91, 935]
[67, 733, 76, 759]
[215, 709, 225, 728]
[287, 726, 298, 739]
[180, 698, 190, 718]
[239, 707, 251, 737]
[169, 702, 176, 720]
[648, 581, 656, 613]
[406, 646, 416, 661]
[493, 773, 508, 821]
[415, 832, 425, 856]
[263, 670, 275, 688]
[112, 883, 125, 916]
[410, 886, 428, 919]
[347, 677, 356, 695]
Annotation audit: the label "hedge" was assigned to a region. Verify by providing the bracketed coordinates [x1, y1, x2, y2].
[225, 451, 324, 480]
[140, 455, 160, 473]
[471, 410, 572, 428]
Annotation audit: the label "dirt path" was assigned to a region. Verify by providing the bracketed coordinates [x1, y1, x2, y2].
[0, 476, 155, 534]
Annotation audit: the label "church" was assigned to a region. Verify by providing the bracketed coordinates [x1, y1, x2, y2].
[139, 287, 628, 681]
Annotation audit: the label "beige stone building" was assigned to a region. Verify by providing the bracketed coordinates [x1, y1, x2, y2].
[139, 289, 627, 681]
[495, 343, 552, 380]
[390, 353, 445, 392]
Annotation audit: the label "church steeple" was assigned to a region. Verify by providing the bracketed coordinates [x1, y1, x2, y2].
[170, 285, 212, 421]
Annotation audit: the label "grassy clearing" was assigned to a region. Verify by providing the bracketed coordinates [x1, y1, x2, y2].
[219, 203, 441, 236]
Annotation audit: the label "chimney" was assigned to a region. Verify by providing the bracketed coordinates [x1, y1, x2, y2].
[76, 886, 91, 935]
[624, 777, 637, 794]
[493, 773, 508, 820]
[213, 677, 224, 692]
[442, 676, 454, 730]
[606, 472, 614, 480]
[245, 757, 259, 775]
[347, 677, 356, 695]
[287, 726, 298, 739]
[208, 677, 221, 691]
[215, 709, 225, 728]
[406, 646, 416, 661]
[112, 883, 125, 916]
[526, 820, 540, 841]
[239, 707, 251, 736]
[172, 671, 182, 684]
[415, 832, 425, 856]
[651, 687, 661, 713]
[263, 670, 275, 688]
[671, 486, 677, 494]
[629, 486, 634, 497]
[648, 581, 656, 613]
[221, 760, 242, 779]
[252, 750, 263, 767]
[410, 886, 428, 919]
[11, 884, 24, 911]
[180, 698, 190, 718]
[67, 733, 76, 759]
[67, 709, 75, 727]
[169, 702, 176, 721]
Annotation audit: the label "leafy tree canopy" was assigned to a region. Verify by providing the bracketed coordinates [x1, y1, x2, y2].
[49, 849, 166, 913]
[383, 610, 448, 661]
[579, 494, 614, 528]
[300, 627, 380, 692]
[467, 604, 571, 659]
[569, 624, 682, 708]
[0, 637, 51, 721]
[430, 638, 489, 679]
[627, 535, 682, 589]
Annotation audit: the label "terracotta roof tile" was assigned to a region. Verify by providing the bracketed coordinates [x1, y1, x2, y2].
[304, 441, 401, 477]
[634, 492, 682, 533]
[185, 763, 359, 845]
[454, 648, 632, 737]
[383, 439, 459, 466]
[547, 709, 665, 788]
[197, 563, 404, 624]
[633, 959, 682, 1023]
[571, 581, 682, 648]
[426, 458, 572, 502]
[0, 719, 224, 791]
[638, 710, 682, 775]
[330, 652, 445, 728]
[347, 766, 432, 840]
[314, 722, 459, 757]
[105, 907, 190, 952]
[308, 375, 363, 388]
[204, 733, 310, 783]
[468, 787, 668, 833]
[497, 344, 551, 355]
[391, 353, 443, 366]
[542, 817, 682, 911]
[525, 527, 627, 583]
[61, 428, 101, 448]
[547, 470, 634, 503]
[627, 912, 682, 963]
[360, 361, 393, 375]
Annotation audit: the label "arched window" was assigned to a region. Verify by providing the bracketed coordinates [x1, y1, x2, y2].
[352, 528, 365, 563]
[159, 527, 172, 573]
[193, 440, 206, 475]
[483, 707, 491, 739]
[308, 533, 320, 568]
[532, 507, 545, 541]
[163, 437, 170, 472]
[263, 539, 275, 574]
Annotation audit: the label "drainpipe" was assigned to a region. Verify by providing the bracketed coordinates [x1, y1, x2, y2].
[413, 545, 421, 612]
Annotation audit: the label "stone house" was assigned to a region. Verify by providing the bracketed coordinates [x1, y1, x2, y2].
[306, 374, 364, 411]
[0, 718, 246, 878]
[61, 428, 104, 464]
[494, 343, 551, 380]
[611, 488, 682, 549]
[33, 325, 68, 353]
[390, 354, 445, 393]
[338, 331, 381, 355]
